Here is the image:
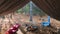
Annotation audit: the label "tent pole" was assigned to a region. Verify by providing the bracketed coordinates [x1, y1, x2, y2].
[29, 1, 33, 22]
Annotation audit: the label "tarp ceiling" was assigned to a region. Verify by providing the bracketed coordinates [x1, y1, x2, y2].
[0, 0, 60, 20]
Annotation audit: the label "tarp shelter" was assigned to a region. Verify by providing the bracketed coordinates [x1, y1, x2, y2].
[0, 0, 60, 20]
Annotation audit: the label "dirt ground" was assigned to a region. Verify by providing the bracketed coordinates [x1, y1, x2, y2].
[0, 14, 60, 34]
